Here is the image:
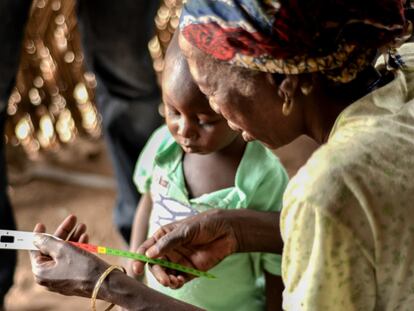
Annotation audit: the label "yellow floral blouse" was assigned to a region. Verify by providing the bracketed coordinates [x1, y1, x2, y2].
[281, 43, 414, 311]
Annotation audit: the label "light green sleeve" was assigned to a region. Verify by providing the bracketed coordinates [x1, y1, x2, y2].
[133, 125, 169, 194]
[282, 201, 376, 311]
[253, 158, 288, 276]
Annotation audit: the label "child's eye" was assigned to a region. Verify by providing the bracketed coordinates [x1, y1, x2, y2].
[167, 107, 180, 117]
[198, 119, 219, 127]
[198, 120, 211, 126]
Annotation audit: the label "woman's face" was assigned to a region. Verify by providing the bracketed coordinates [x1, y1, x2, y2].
[179, 33, 303, 149]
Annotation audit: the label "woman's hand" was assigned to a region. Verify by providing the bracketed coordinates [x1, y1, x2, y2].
[29, 215, 110, 298]
[132, 209, 281, 289]
[29, 215, 203, 311]
[131, 209, 239, 289]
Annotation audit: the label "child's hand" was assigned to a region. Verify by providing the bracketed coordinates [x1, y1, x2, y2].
[126, 250, 144, 282]
[132, 209, 239, 289]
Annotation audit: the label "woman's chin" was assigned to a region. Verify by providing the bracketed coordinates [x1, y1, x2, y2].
[260, 138, 282, 150]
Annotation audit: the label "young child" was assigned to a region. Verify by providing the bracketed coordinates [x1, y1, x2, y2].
[128, 35, 288, 311]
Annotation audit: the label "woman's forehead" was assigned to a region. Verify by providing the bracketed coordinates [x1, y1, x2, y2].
[178, 31, 196, 58]
[178, 32, 216, 72]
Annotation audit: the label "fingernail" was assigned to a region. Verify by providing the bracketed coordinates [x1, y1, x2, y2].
[132, 264, 139, 275]
[145, 248, 156, 258]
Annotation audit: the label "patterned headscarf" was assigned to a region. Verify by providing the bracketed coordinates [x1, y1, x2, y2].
[180, 0, 409, 82]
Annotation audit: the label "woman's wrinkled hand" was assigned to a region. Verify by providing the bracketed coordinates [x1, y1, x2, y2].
[29, 215, 110, 297]
[131, 209, 239, 289]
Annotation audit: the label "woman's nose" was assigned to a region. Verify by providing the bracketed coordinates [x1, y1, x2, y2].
[209, 97, 220, 114]
[227, 120, 241, 132]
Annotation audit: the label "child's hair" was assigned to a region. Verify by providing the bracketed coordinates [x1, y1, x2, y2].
[163, 32, 198, 94]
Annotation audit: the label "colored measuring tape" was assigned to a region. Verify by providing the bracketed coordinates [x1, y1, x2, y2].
[70, 242, 216, 279]
[0, 229, 215, 279]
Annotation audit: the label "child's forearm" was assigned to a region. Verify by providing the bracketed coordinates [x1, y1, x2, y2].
[100, 270, 203, 311]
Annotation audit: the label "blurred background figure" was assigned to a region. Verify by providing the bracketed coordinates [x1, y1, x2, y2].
[0, 0, 166, 309]
[0, 2, 33, 309]
[76, 0, 162, 241]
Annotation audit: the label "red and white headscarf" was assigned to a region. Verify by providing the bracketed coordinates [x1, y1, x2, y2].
[180, 0, 411, 82]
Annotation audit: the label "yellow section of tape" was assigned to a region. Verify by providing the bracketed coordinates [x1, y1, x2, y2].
[97, 246, 107, 254]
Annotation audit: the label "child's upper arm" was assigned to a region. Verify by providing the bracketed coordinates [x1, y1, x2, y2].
[130, 193, 153, 249]
[136, 193, 153, 223]
[133, 125, 170, 194]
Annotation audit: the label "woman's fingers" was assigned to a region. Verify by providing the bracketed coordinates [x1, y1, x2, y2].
[147, 248, 195, 288]
[138, 236, 157, 257]
[131, 237, 157, 275]
[30, 234, 63, 284]
[51, 215, 88, 243]
[149, 263, 172, 287]
[167, 274, 184, 289]
[31, 223, 49, 265]
[33, 234, 62, 259]
[34, 223, 46, 234]
[131, 232, 181, 276]
[79, 233, 89, 244]
[68, 223, 87, 242]
[145, 225, 189, 258]
[54, 215, 78, 239]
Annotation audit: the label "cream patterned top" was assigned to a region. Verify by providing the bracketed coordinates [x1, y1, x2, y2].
[281, 43, 414, 311]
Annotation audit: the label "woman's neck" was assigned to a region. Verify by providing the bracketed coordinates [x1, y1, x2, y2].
[302, 67, 384, 144]
[301, 91, 348, 144]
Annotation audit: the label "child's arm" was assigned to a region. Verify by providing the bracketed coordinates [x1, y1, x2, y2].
[265, 271, 284, 311]
[128, 193, 153, 279]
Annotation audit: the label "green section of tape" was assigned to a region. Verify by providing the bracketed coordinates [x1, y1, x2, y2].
[105, 247, 216, 279]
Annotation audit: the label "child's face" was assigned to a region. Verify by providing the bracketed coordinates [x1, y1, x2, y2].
[163, 77, 240, 154]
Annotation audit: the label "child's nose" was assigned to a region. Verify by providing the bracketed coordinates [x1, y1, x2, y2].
[177, 119, 197, 139]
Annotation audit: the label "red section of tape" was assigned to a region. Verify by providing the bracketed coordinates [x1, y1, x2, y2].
[69, 241, 98, 253]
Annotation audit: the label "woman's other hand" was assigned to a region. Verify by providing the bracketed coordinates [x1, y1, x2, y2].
[29, 215, 110, 297]
[132, 209, 281, 289]
[132, 209, 239, 289]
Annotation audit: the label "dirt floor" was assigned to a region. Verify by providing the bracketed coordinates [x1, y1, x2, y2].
[4, 138, 127, 311]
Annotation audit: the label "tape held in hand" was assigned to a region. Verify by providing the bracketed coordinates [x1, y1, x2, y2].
[71, 241, 216, 279]
[0, 229, 216, 279]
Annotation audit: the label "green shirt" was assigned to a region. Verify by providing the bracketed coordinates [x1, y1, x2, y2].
[134, 125, 288, 311]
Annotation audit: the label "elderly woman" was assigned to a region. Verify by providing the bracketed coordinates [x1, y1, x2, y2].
[31, 1, 414, 310]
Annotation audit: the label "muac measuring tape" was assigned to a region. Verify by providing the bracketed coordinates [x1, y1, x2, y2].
[0, 229, 216, 279]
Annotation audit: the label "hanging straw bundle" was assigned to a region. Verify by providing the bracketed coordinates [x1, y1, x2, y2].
[6, 0, 100, 158]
